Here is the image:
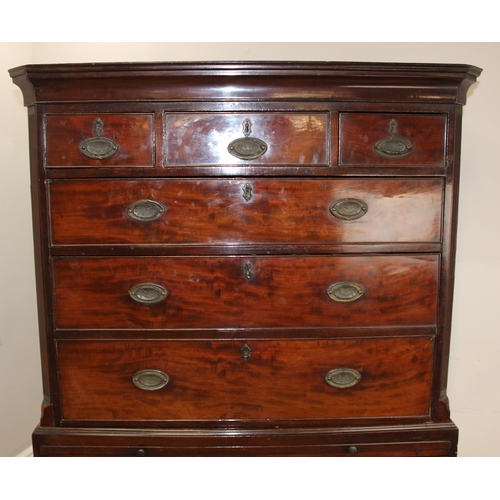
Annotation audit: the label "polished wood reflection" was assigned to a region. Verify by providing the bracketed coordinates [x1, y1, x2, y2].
[58, 337, 433, 420]
[53, 255, 439, 330]
[49, 178, 443, 245]
[45, 113, 155, 167]
[339, 113, 446, 166]
[164, 112, 329, 165]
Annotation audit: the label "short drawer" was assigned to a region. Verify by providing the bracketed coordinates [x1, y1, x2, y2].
[57, 337, 433, 421]
[339, 113, 446, 166]
[164, 112, 329, 166]
[49, 178, 443, 246]
[45, 114, 155, 167]
[52, 255, 439, 330]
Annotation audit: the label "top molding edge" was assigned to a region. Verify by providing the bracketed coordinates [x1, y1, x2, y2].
[9, 61, 483, 106]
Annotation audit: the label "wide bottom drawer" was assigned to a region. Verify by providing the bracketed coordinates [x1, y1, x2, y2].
[33, 423, 458, 457]
[38, 441, 451, 457]
[58, 337, 433, 422]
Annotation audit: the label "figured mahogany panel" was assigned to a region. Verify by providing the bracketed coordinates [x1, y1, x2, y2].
[45, 114, 155, 167]
[164, 113, 329, 165]
[339, 113, 446, 166]
[52, 255, 439, 330]
[57, 337, 433, 421]
[49, 178, 443, 246]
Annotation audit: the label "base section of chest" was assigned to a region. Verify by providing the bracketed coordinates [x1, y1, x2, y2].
[33, 422, 458, 457]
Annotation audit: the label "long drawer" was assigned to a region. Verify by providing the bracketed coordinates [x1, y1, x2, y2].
[34, 423, 457, 456]
[57, 337, 433, 421]
[49, 178, 443, 245]
[37, 441, 452, 457]
[52, 255, 439, 330]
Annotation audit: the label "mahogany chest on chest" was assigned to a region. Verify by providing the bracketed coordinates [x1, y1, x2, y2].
[10, 61, 481, 456]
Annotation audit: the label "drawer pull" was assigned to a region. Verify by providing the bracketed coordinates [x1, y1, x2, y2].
[228, 118, 267, 160]
[79, 118, 119, 160]
[325, 368, 362, 389]
[330, 198, 368, 221]
[127, 199, 166, 222]
[348, 446, 359, 456]
[132, 369, 170, 391]
[129, 283, 168, 305]
[374, 118, 413, 158]
[327, 282, 364, 302]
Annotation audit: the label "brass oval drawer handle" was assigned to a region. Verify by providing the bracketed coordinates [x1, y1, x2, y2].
[79, 118, 119, 160]
[228, 118, 267, 160]
[330, 198, 368, 221]
[132, 369, 170, 391]
[375, 137, 412, 157]
[325, 368, 362, 389]
[327, 282, 364, 302]
[80, 137, 119, 159]
[127, 200, 166, 222]
[129, 283, 168, 305]
[374, 118, 413, 158]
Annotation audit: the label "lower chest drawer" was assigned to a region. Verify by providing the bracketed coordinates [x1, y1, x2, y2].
[52, 255, 439, 330]
[57, 337, 433, 422]
[38, 441, 451, 457]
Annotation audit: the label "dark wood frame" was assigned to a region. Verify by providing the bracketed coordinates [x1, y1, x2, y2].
[10, 61, 481, 456]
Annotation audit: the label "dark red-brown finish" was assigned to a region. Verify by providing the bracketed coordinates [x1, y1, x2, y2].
[9, 61, 481, 457]
[57, 337, 433, 421]
[9, 61, 481, 106]
[339, 113, 447, 166]
[49, 178, 443, 245]
[53, 255, 439, 330]
[34, 424, 457, 456]
[45, 113, 155, 167]
[164, 112, 329, 166]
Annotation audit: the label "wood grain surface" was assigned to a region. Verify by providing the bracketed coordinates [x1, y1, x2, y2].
[58, 337, 433, 420]
[49, 178, 443, 245]
[53, 255, 439, 330]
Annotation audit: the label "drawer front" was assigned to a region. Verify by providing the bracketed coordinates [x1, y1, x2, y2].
[339, 113, 446, 166]
[49, 178, 443, 245]
[57, 337, 433, 421]
[45, 114, 155, 167]
[164, 113, 329, 166]
[38, 441, 451, 457]
[53, 255, 439, 330]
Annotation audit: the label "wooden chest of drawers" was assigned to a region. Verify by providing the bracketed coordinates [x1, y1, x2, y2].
[10, 61, 481, 457]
